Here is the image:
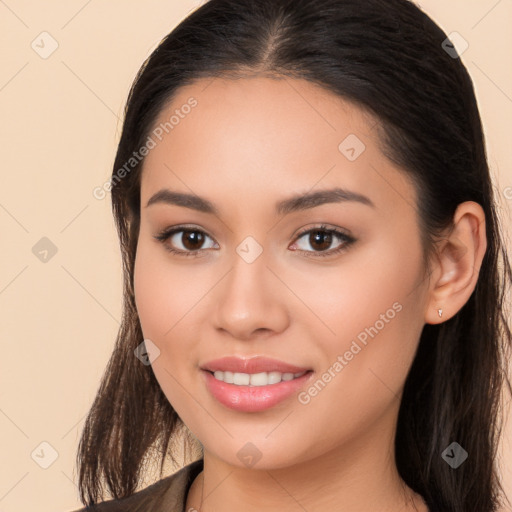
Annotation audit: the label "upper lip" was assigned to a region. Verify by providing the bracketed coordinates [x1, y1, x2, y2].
[201, 356, 312, 374]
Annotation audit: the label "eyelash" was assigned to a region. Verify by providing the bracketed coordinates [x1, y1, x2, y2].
[153, 224, 356, 259]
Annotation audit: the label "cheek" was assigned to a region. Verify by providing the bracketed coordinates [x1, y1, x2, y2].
[133, 238, 207, 341]
[305, 236, 426, 411]
[133, 242, 169, 340]
[289, 232, 422, 341]
[133, 242, 201, 413]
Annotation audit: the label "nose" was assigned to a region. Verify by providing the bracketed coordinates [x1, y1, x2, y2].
[212, 250, 290, 341]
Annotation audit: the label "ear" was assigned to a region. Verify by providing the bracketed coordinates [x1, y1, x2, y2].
[424, 201, 487, 325]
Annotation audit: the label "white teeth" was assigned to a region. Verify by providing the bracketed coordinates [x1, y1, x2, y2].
[267, 372, 283, 385]
[212, 370, 307, 386]
[233, 372, 250, 385]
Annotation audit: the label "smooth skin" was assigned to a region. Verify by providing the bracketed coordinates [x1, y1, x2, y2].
[133, 76, 487, 512]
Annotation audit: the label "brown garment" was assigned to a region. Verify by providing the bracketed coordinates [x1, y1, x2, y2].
[68, 459, 203, 512]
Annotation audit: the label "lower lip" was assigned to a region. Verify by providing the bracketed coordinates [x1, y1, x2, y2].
[202, 370, 313, 412]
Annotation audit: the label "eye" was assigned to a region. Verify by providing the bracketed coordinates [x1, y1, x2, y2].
[153, 225, 217, 257]
[290, 224, 356, 257]
[153, 223, 356, 259]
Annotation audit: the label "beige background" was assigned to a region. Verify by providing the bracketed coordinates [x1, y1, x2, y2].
[0, 1, 511, 510]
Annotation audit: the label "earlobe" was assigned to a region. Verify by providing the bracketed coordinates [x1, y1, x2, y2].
[424, 201, 487, 325]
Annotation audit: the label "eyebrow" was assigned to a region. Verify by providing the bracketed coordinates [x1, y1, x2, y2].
[145, 187, 375, 215]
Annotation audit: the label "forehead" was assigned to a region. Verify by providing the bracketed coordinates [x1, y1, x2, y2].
[149, 75, 375, 154]
[140, 76, 416, 217]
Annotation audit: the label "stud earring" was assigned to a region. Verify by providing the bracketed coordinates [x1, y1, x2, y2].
[438, 308, 443, 318]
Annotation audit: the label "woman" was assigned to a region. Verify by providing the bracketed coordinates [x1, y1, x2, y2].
[70, 0, 512, 511]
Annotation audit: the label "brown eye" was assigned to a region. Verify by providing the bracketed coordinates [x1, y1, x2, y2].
[291, 225, 356, 258]
[307, 230, 334, 251]
[179, 230, 206, 250]
[153, 226, 218, 257]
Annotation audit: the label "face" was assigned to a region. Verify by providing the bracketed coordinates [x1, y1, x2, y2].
[133, 76, 431, 469]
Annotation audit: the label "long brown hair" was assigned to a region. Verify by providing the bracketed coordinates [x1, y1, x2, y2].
[76, 1, 512, 510]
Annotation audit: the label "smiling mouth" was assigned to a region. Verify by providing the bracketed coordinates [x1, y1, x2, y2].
[206, 369, 312, 387]
[202, 368, 314, 412]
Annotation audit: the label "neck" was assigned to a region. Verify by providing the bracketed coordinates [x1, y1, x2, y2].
[185, 407, 428, 512]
